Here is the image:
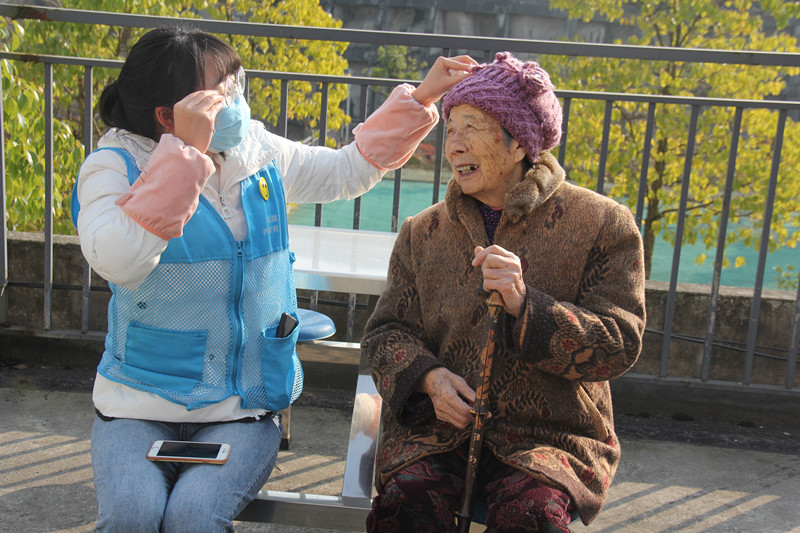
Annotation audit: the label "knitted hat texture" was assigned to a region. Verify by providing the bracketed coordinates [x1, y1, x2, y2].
[442, 52, 562, 164]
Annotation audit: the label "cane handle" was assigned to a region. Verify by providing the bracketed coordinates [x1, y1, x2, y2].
[477, 287, 505, 308]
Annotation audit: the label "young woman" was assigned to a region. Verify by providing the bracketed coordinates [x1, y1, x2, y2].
[73, 26, 475, 532]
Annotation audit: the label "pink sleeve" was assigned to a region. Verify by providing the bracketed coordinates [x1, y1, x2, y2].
[353, 83, 440, 171]
[115, 135, 215, 240]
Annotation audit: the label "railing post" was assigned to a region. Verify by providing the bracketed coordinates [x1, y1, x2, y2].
[0, 59, 7, 326]
[391, 169, 401, 233]
[659, 104, 701, 378]
[80, 65, 94, 334]
[701, 107, 742, 381]
[43, 62, 54, 331]
[314, 82, 329, 228]
[596, 99, 613, 194]
[744, 109, 787, 384]
[431, 120, 445, 205]
[557, 97, 570, 169]
[346, 85, 370, 340]
[346, 293, 357, 342]
[431, 47, 451, 207]
[787, 277, 800, 389]
[352, 84, 368, 231]
[278, 78, 289, 137]
[634, 102, 656, 231]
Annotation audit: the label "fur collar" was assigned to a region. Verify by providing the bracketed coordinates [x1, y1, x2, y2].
[445, 150, 565, 225]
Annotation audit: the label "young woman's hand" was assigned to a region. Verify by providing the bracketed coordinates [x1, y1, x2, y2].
[411, 55, 478, 107]
[172, 90, 225, 153]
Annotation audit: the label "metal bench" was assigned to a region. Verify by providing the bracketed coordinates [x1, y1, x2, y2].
[237, 341, 379, 530]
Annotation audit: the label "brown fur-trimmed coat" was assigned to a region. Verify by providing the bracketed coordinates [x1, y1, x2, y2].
[361, 152, 646, 525]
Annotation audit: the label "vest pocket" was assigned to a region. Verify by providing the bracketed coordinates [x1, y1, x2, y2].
[260, 315, 301, 411]
[122, 321, 207, 394]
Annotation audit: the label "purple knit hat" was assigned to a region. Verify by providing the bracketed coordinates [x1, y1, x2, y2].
[442, 52, 562, 164]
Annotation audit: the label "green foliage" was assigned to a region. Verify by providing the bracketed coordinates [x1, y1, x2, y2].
[2, 21, 83, 235]
[546, 0, 800, 289]
[2, 0, 350, 234]
[775, 264, 798, 290]
[372, 45, 427, 87]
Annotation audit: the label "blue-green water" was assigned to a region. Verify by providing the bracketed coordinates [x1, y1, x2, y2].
[288, 179, 797, 290]
[289, 179, 447, 233]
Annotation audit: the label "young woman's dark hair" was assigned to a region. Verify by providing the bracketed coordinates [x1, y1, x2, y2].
[98, 27, 241, 141]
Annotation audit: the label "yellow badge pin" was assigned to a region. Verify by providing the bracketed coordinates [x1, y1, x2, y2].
[259, 177, 270, 201]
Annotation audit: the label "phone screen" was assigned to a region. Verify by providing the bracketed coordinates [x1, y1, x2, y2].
[156, 441, 223, 459]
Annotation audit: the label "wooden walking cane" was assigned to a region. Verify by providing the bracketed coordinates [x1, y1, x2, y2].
[456, 289, 505, 533]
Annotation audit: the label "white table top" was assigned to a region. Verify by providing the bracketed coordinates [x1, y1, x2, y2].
[289, 224, 397, 295]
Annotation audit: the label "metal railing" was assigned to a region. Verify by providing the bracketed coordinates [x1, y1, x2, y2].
[1, 4, 799, 397]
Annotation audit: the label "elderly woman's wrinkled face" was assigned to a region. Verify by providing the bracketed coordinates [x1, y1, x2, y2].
[445, 104, 527, 209]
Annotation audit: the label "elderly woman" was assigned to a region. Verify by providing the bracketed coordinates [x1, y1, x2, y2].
[362, 52, 646, 532]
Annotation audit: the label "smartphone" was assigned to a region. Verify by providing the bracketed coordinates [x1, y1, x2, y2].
[276, 312, 298, 338]
[146, 440, 230, 464]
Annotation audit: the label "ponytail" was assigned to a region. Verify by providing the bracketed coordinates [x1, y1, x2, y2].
[98, 80, 125, 129]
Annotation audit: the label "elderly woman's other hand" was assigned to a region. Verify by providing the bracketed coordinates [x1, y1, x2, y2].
[473, 245, 526, 317]
[411, 55, 478, 107]
[417, 367, 476, 429]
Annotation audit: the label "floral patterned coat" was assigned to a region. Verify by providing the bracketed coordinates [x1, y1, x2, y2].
[361, 151, 646, 525]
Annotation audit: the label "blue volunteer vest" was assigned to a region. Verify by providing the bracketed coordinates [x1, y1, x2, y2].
[72, 147, 302, 411]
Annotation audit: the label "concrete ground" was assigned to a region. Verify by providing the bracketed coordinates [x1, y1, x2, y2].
[1, 363, 799, 533]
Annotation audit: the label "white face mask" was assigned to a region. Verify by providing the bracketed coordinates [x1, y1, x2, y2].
[209, 93, 251, 152]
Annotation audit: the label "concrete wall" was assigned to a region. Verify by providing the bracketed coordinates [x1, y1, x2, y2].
[2, 231, 798, 426]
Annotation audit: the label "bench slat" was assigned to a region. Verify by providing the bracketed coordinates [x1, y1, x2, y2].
[296, 339, 362, 366]
[238, 490, 370, 530]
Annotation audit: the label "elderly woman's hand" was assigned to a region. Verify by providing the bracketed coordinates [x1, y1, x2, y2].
[417, 367, 475, 429]
[473, 245, 527, 317]
[411, 55, 478, 107]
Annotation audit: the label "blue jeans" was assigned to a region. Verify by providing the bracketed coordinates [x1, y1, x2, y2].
[91, 414, 281, 532]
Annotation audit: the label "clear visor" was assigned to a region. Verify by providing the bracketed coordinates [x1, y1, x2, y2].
[221, 66, 246, 106]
